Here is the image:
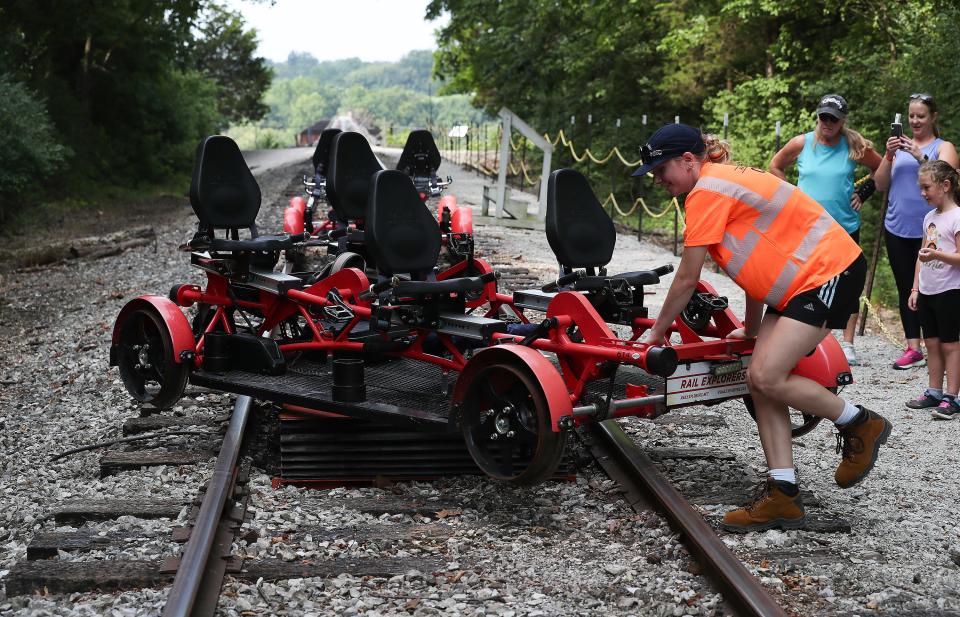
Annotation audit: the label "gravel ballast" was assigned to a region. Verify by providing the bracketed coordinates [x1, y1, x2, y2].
[0, 150, 958, 616]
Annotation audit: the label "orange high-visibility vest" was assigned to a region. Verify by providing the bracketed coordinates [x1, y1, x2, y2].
[684, 163, 861, 310]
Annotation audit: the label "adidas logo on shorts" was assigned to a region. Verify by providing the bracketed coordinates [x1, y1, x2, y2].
[803, 302, 815, 311]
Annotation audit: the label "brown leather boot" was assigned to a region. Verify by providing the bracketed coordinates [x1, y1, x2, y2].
[721, 478, 805, 533]
[835, 405, 892, 488]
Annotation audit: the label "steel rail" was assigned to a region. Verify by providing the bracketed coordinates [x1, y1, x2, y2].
[590, 420, 789, 617]
[162, 395, 252, 617]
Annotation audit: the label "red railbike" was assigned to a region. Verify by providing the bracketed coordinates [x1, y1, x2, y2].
[111, 136, 852, 485]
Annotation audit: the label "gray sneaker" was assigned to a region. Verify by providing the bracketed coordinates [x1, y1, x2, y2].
[931, 397, 960, 420]
[906, 390, 942, 409]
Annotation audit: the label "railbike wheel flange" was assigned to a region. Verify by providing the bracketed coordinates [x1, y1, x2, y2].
[116, 308, 189, 409]
[461, 362, 565, 485]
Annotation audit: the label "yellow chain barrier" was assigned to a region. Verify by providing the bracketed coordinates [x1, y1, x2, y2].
[507, 161, 541, 185]
[599, 193, 684, 223]
[858, 295, 904, 349]
[540, 129, 644, 168]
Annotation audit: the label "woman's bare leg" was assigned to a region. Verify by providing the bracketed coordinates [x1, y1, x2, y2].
[748, 313, 845, 470]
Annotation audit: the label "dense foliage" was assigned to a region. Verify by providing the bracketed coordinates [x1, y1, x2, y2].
[0, 0, 270, 220]
[229, 50, 491, 149]
[427, 0, 960, 305]
[0, 77, 70, 210]
[428, 0, 960, 169]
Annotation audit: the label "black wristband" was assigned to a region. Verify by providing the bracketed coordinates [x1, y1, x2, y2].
[855, 178, 876, 202]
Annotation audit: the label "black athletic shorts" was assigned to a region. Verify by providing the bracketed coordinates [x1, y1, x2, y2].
[766, 254, 867, 329]
[918, 289, 960, 343]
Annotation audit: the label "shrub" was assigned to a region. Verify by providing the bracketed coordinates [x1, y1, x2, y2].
[0, 74, 70, 220]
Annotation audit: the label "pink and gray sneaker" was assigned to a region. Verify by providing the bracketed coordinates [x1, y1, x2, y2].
[893, 348, 925, 370]
[931, 396, 960, 420]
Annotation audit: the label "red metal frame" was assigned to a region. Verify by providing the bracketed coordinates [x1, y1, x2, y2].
[112, 295, 195, 364]
[123, 240, 849, 437]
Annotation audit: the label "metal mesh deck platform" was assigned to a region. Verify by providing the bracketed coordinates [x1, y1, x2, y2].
[191, 352, 660, 486]
[190, 357, 452, 429]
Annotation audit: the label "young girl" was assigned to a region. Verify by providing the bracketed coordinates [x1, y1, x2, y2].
[906, 160, 960, 418]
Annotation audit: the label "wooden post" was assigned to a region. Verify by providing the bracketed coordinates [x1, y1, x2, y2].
[858, 192, 889, 336]
[495, 113, 512, 221]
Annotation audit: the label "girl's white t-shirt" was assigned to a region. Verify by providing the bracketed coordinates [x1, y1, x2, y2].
[919, 206, 960, 295]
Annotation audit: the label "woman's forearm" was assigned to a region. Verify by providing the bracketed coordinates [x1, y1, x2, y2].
[874, 158, 892, 192]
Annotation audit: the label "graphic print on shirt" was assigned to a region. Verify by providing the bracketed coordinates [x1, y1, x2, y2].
[926, 222, 938, 250]
[923, 222, 945, 272]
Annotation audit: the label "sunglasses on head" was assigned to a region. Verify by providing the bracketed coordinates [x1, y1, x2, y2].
[910, 93, 934, 103]
[639, 144, 686, 165]
[818, 114, 840, 124]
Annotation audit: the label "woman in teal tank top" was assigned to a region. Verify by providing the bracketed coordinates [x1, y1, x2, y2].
[769, 94, 882, 365]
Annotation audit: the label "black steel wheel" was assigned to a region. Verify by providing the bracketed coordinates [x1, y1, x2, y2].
[743, 387, 834, 438]
[461, 362, 566, 485]
[330, 251, 365, 274]
[117, 308, 189, 409]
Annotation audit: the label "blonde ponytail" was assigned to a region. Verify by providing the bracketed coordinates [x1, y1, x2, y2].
[841, 126, 872, 161]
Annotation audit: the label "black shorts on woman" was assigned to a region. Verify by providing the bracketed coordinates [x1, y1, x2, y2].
[765, 254, 867, 329]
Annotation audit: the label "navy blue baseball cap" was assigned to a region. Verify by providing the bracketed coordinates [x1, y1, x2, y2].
[632, 123, 705, 177]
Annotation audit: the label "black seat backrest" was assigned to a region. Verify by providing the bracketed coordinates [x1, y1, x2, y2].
[189, 135, 261, 230]
[396, 129, 441, 177]
[365, 170, 441, 276]
[326, 131, 384, 221]
[311, 128, 341, 175]
[545, 169, 616, 269]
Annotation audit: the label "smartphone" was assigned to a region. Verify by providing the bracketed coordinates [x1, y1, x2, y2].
[890, 113, 903, 138]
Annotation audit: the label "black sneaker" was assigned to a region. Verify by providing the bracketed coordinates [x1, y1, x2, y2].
[907, 391, 942, 409]
[931, 397, 960, 420]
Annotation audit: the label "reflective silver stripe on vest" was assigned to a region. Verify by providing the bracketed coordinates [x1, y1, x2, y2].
[694, 177, 795, 232]
[764, 260, 800, 307]
[792, 211, 835, 263]
[721, 231, 760, 279]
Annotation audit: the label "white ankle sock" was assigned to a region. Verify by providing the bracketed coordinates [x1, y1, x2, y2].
[834, 401, 861, 426]
[768, 468, 796, 484]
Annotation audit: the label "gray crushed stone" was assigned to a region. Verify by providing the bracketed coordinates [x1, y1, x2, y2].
[0, 150, 956, 616]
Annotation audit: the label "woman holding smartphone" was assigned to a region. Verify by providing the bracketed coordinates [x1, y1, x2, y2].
[875, 93, 959, 371]
[770, 94, 882, 366]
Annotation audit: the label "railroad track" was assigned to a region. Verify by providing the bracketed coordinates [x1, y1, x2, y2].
[5, 390, 859, 615]
[580, 405, 863, 616]
[585, 419, 789, 616]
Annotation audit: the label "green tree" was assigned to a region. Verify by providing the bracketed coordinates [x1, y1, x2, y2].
[0, 0, 268, 200]
[188, 3, 272, 126]
[0, 75, 70, 219]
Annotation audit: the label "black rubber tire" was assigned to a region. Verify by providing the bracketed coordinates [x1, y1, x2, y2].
[461, 362, 566, 485]
[116, 308, 189, 409]
[743, 387, 834, 438]
[330, 251, 365, 274]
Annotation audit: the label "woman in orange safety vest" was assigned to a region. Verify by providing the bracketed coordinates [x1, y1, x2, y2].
[637, 123, 892, 533]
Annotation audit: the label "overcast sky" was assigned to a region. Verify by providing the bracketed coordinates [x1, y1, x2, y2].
[225, 0, 449, 63]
